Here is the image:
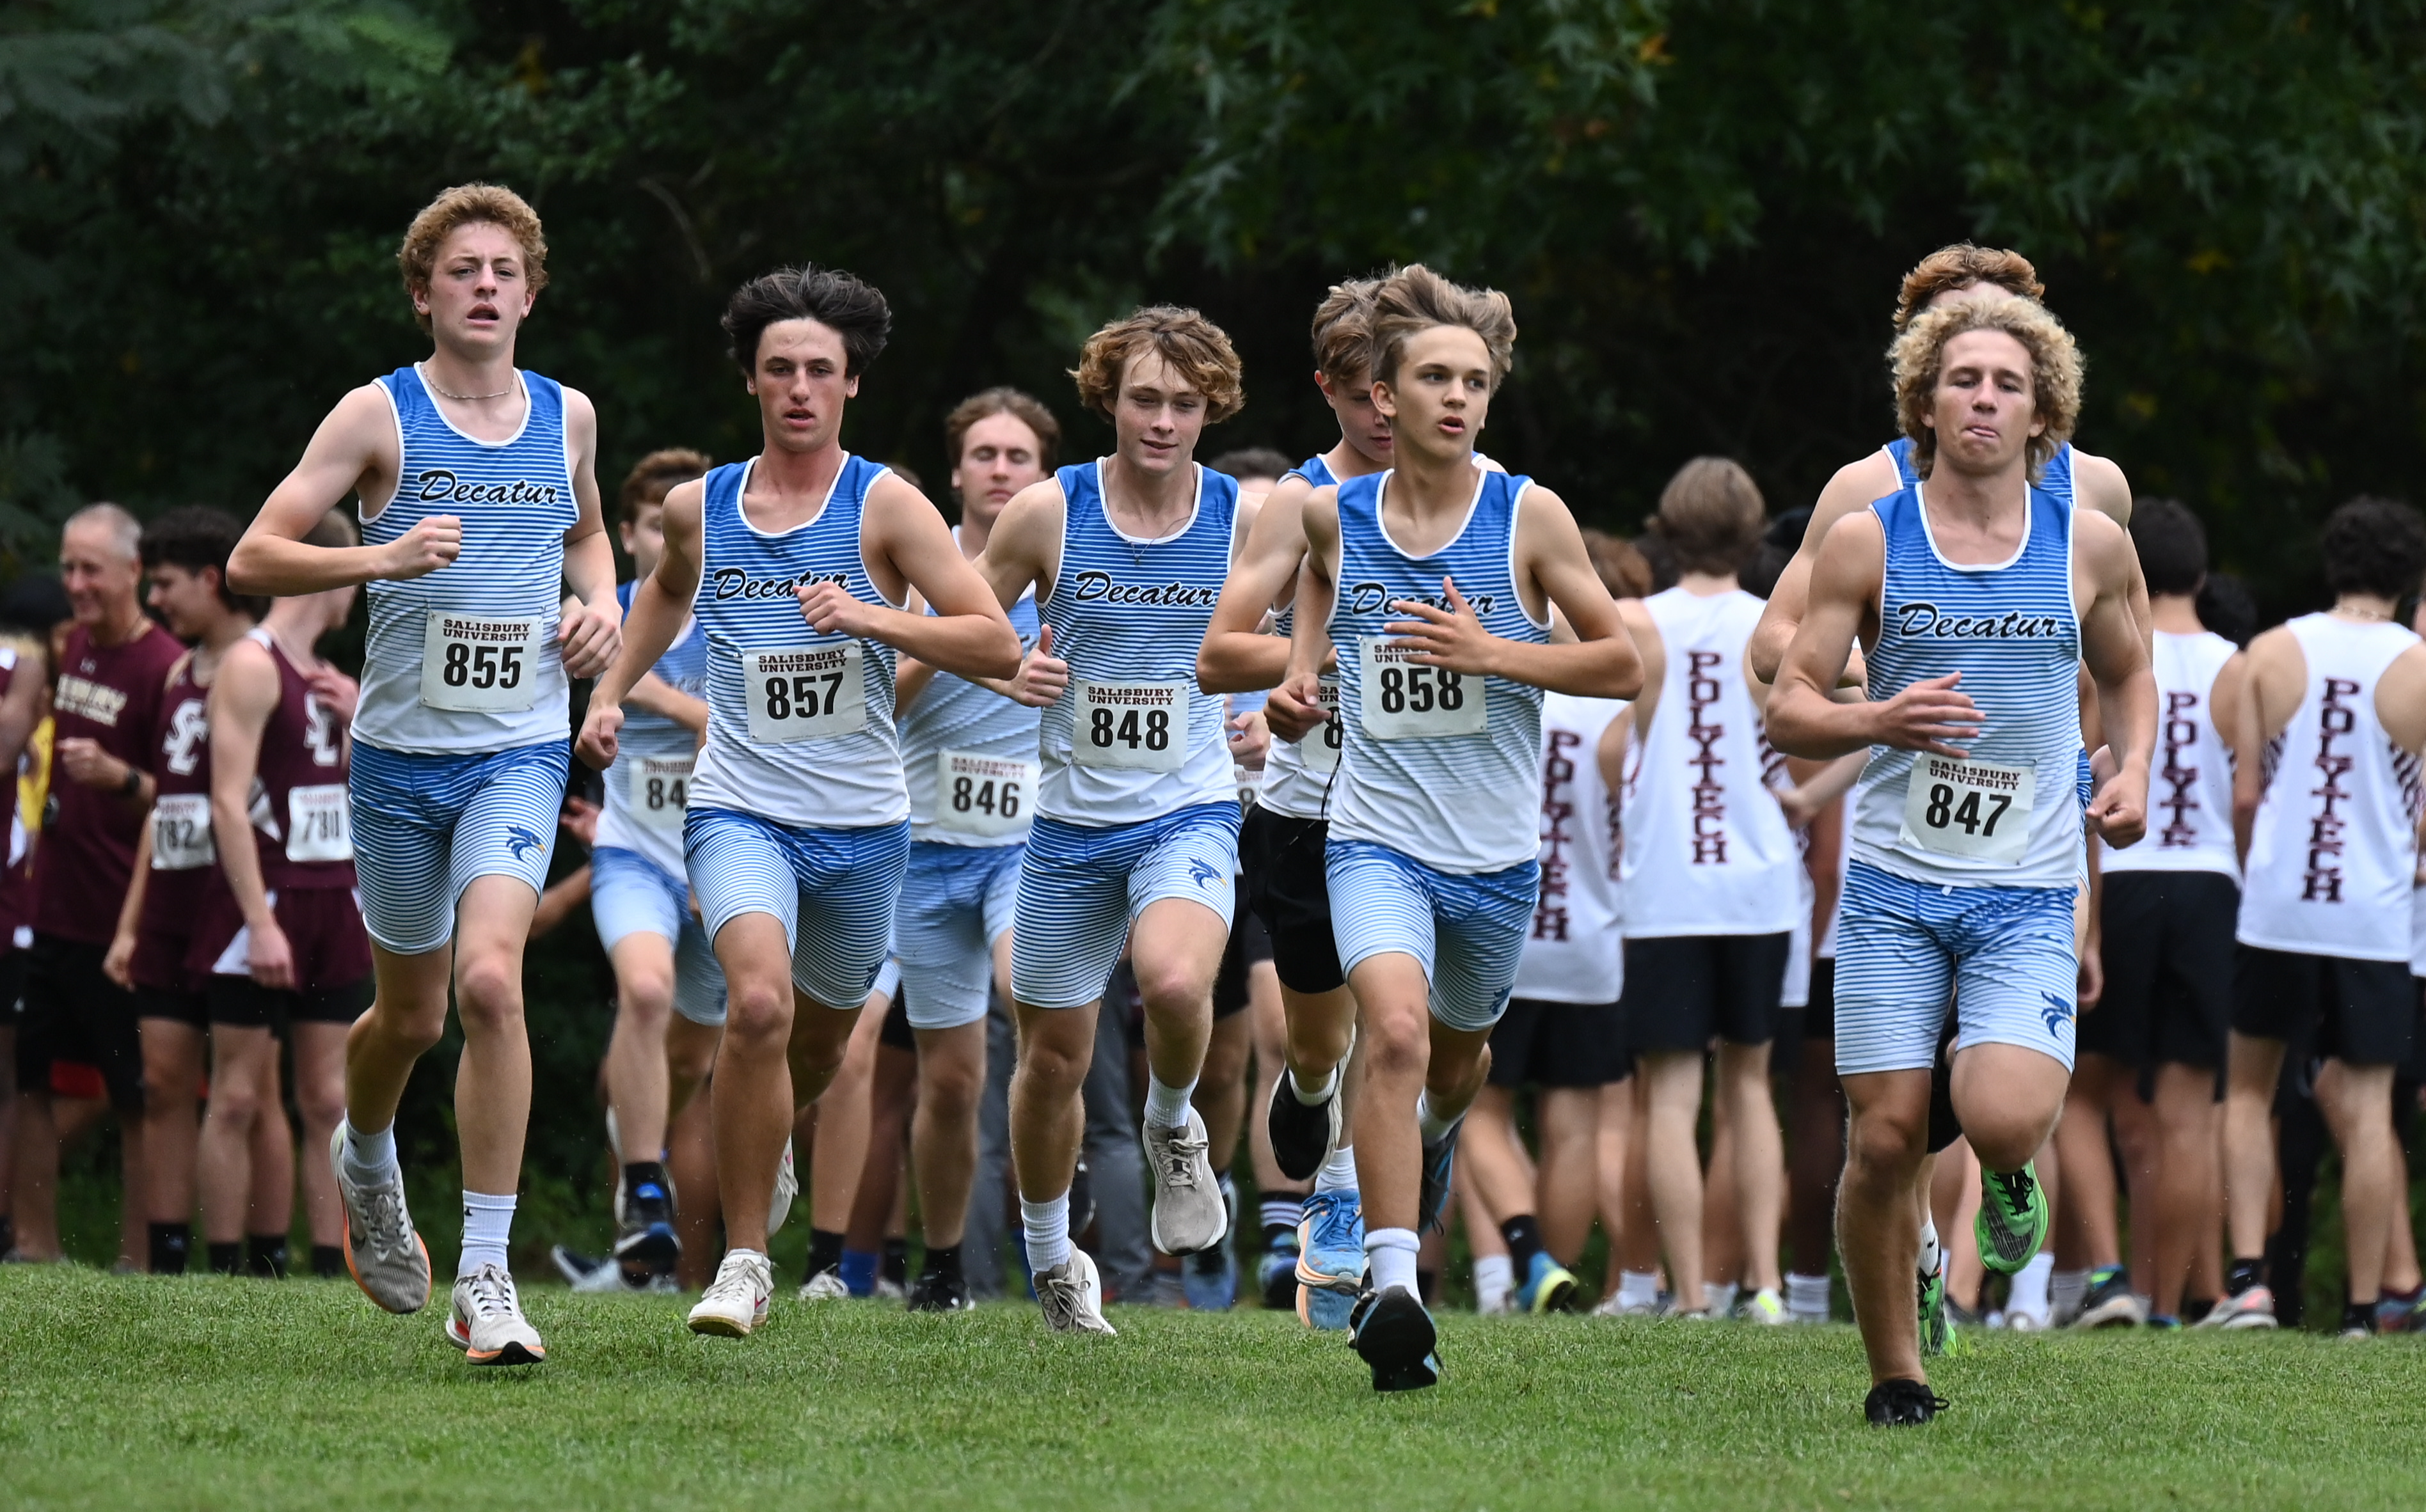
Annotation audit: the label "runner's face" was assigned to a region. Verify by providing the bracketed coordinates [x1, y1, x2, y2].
[1926, 329, 2043, 475]
[415, 223, 534, 356]
[144, 562, 223, 639]
[749, 319, 858, 454]
[59, 522, 139, 629]
[1372, 326, 1492, 464]
[1111, 352, 1207, 478]
[620, 501, 667, 583]
[1316, 366, 1393, 466]
[949, 412, 1047, 530]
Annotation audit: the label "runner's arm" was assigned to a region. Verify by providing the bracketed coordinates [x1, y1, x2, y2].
[231, 386, 456, 595]
[1200, 474, 1313, 693]
[967, 480, 1070, 706]
[102, 816, 152, 989]
[623, 673, 708, 734]
[816, 473, 1019, 682]
[1277, 491, 1344, 737]
[1748, 453, 1899, 685]
[555, 388, 623, 679]
[2079, 515, 2156, 850]
[0, 656, 44, 787]
[206, 640, 295, 989]
[579, 480, 705, 769]
[1768, 511, 1980, 760]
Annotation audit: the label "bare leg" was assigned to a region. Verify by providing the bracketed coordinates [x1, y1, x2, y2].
[198, 1025, 278, 1247]
[844, 1036, 917, 1257]
[2054, 1054, 2122, 1272]
[1130, 897, 1230, 1110]
[2148, 1061, 2221, 1318]
[290, 1022, 347, 1250]
[1718, 1041, 1785, 1294]
[1838, 1068, 1933, 1386]
[1195, 1009, 1251, 1174]
[1461, 1083, 1535, 1228]
[602, 933, 679, 1167]
[1343, 952, 1493, 1233]
[1640, 1050, 1710, 1312]
[2315, 1059, 2400, 1308]
[1244, 962, 1296, 1195]
[800, 989, 884, 1240]
[706, 910, 841, 1256]
[138, 1017, 205, 1250]
[1619, 1074, 1661, 1282]
[1535, 1087, 1599, 1264]
[1933, 1140, 1983, 1309]
[910, 1021, 986, 1249]
[1009, 1000, 1097, 1211]
[10, 1090, 59, 1259]
[1703, 1115, 1741, 1295]
[2111, 1078, 2162, 1290]
[667, 1083, 720, 1289]
[2220, 1031, 2287, 1263]
[1786, 1035, 1844, 1280]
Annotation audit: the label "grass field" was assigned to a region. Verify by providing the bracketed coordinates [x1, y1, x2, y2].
[4, 1268, 2423, 1511]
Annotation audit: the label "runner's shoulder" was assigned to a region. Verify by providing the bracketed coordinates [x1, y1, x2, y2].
[2068, 447, 2132, 526]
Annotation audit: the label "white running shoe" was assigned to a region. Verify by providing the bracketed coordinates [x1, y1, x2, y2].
[688, 1250, 774, 1338]
[1742, 1287, 1789, 1325]
[767, 1137, 798, 1237]
[1141, 1108, 1228, 1256]
[1035, 1250, 1116, 1335]
[2004, 1307, 2051, 1332]
[1590, 1292, 1627, 1318]
[328, 1126, 431, 1314]
[2194, 1285, 2279, 1329]
[798, 1268, 850, 1302]
[446, 1264, 545, 1365]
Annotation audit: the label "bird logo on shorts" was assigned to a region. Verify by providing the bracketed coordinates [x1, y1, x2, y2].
[2039, 990, 2075, 1035]
[1187, 858, 1225, 890]
[505, 825, 546, 862]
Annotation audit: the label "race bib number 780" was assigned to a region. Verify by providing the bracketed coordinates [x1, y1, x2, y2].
[1899, 754, 2034, 865]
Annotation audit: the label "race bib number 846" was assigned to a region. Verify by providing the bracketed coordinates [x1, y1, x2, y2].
[1899, 754, 2034, 865]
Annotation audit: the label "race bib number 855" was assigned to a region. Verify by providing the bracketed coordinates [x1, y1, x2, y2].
[1899, 755, 2034, 865]
[743, 646, 866, 744]
[1074, 681, 1187, 771]
[1359, 638, 1483, 741]
[420, 611, 541, 713]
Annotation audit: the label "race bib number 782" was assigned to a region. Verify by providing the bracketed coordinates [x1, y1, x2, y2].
[1899, 754, 2034, 865]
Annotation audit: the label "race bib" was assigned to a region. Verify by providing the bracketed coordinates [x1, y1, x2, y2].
[1289, 677, 1344, 775]
[741, 645, 865, 744]
[420, 611, 542, 713]
[935, 750, 1037, 838]
[1899, 754, 2035, 865]
[152, 793, 215, 871]
[285, 783, 353, 863]
[1074, 681, 1187, 771]
[628, 755, 694, 829]
[1358, 638, 1484, 741]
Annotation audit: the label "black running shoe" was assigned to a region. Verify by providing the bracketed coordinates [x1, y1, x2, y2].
[1266, 1068, 1342, 1184]
[612, 1174, 679, 1270]
[1351, 1285, 1441, 1392]
[907, 1268, 972, 1313]
[1863, 1378, 1947, 1426]
[1416, 1121, 1462, 1235]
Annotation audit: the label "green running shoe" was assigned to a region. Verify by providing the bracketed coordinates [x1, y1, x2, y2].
[1918, 1254, 1963, 1357]
[1974, 1161, 2049, 1275]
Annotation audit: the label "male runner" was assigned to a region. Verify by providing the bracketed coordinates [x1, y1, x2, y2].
[888, 386, 1057, 1311]
[1617, 458, 1799, 1324]
[189, 507, 372, 1280]
[106, 508, 264, 1276]
[582, 448, 721, 1280]
[2061, 498, 2245, 1328]
[577, 265, 1018, 1339]
[2208, 497, 2426, 1335]
[230, 184, 622, 1364]
[1279, 265, 1643, 1389]
[11, 504, 182, 1265]
[1768, 294, 2152, 1424]
[976, 305, 1251, 1335]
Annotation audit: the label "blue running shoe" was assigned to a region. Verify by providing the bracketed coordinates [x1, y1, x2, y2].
[1295, 1188, 1365, 1331]
[1184, 1241, 1237, 1311]
[1516, 1250, 1580, 1314]
[1417, 1121, 1462, 1234]
[1258, 1231, 1302, 1311]
[1351, 1285, 1441, 1392]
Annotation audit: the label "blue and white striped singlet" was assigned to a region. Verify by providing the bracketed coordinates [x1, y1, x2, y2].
[901, 549, 1043, 846]
[591, 578, 708, 878]
[1887, 436, 2074, 507]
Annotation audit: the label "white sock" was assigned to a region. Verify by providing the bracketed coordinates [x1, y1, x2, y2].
[2009, 1250, 2055, 1318]
[1706, 1280, 1740, 1317]
[1143, 1073, 1196, 1131]
[342, 1118, 397, 1181]
[2050, 1266, 2090, 1322]
[457, 1191, 515, 1277]
[1917, 1218, 1940, 1280]
[1617, 1270, 1660, 1311]
[1473, 1254, 1513, 1312]
[1022, 1193, 1071, 1272]
[1416, 1091, 1459, 1144]
[1289, 1064, 1338, 1104]
[1786, 1271, 1832, 1321]
[1313, 1146, 1358, 1194]
[1365, 1227, 1420, 1296]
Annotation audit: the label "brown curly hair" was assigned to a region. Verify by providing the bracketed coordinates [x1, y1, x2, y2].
[1070, 306, 1244, 422]
[1371, 265, 1517, 389]
[1891, 244, 2043, 332]
[397, 184, 549, 333]
[1891, 295, 2082, 482]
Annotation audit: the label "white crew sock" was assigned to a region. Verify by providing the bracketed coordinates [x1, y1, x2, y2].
[1786, 1271, 1832, 1321]
[1473, 1254, 1513, 1313]
[1021, 1193, 1072, 1272]
[1617, 1270, 1660, 1311]
[1289, 1064, 1338, 1105]
[342, 1118, 397, 1181]
[458, 1191, 516, 1277]
[1705, 1280, 1740, 1318]
[1365, 1227, 1420, 1296]
[1313, 1146, 1358, 1194]
[2008, 1250, 2055, 1319]
[1142, 1073, 1196, 1131]
[1416, 1091, 1459, 1144]
[1917, 1218, 1941, 1280]
[2050, 1266, 2090, 1323]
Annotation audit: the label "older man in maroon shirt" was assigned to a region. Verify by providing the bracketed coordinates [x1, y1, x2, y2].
[8, 504, 182, 1265]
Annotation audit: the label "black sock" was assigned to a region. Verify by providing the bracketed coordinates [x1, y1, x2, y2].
[2342, 1300, 2377, 1334]
[207, 1241, 244, 1276]
[923, 1243, 963, 1282]
[310, 1243, 345, 1280]
[622, 1161, 670, 1206]
[1262, 1220, 1295, 1247]
[1417, 1268, 1439, 1307]
[2186, 1296, 2217, 1323]
[1500, 1215, 1544, 1275]
[0, 1213, 15, 1256]
[148, 1222, 191, 1275]
[805, 1227, 844, 1281]
[882, 1236, 909, 1287]
[2226, 1258, 2264, 1297]
[247, 1233, 289, 1279]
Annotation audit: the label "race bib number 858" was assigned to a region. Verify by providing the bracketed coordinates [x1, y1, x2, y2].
[1899, 754, 2034, 865]
[1359, 638, 1483, 741]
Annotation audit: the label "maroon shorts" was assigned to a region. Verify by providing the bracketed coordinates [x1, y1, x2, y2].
[186, 883, 374, 1024]
[131, 869, 212, 1006]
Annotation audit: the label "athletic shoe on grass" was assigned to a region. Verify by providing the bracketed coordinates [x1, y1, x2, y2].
[1258, 1230, 1303, 1311]
[1974, 1162, 2049, 1274]
[447, 1263, 544, 1365]
[2072, 1267, 2146, 1328]
[797, 1267, 850, 1302]
[688, 1250, 773, 1338]
[1265, 1034, 1349, 1182]
[1294, 1189, 1364, 1330]
[1740, 1286, 1788, 1325]
[1143, 1109, 1227, 1256]
[1864, 1378, 1945, 1426]
[1351, 1286, 1440, 1392]
[328, 1127, 430, 1314]
[2193, 1285, 2277, 1330]
[1036, 1250, 1116, 1335]
[1517, 1251, 1580, 1314]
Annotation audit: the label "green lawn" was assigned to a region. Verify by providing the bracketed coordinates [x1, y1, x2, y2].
[3, 1268, 2422, 1510]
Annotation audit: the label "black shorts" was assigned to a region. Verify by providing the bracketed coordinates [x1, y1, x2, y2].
[136, 986, 209, 1029]
[1212, 884, 1273, 1021]
[2083, 870, 2237, 1071]
[1803, 957, 1837, 1042]
[204, 975, 372, 1030]
[1620, 933, 1791, 1053]
[878, 988, 914, 1051]
[16, 933, 144, 1112]
[2232, 945, 2416, 1067]
[1487, 997, 1627, 1088]
[1239, 806, 1342, 995]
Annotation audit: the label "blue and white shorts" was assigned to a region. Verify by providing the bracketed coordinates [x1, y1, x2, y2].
[1326, 839, 1537, 1034]
[1832, 860, 2079, 1077]
[684, 808, 910, 1011]
[351, 740, 567, 956]
[1011, 802, 1240, 1011]
[590, 844, 727, 1027]
[894, 840, 1023, 1031]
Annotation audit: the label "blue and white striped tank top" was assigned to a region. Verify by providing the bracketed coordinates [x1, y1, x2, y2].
[901, 542, 1043, 846]
[1328, 469, 1549, 874]
[1037, 461, 1241, 826]
[592, 578, 707, 877]
[687, 455, 906, 829]
[358, 366, 578, 754]
[1257, 454, 1342, 822]
[1887, 437, 2074, 507]
[1850, 483, 2083, 889]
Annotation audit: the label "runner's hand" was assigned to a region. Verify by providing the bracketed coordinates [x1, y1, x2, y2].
[558, 597, 621, 679]
[382, 516, 461, 580]
[1264, 677, 1324, 743]
[1008, 625, 1068, 708]
[576, 698, 624, 770]
[303, 666, 360, 726]
[103, 928, 136, 989]
[798, 580, 880, 639]
[2088, 766, 2148, 850]
[558, 795, 600, 848]
[55, 738, 124, 791]
[1865, 673, 1981, 757]
[1384, 578, 1498, 676]
[247, 917, 297, 992]
[1228, 707, 1271, 771]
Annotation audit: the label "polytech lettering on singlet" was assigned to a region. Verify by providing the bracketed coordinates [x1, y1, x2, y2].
[2103, 629, 2239, 878]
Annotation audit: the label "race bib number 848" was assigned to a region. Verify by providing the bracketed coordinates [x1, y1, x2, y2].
[1074, 681, 1187, 771]
[1899, 754, 2034, 865]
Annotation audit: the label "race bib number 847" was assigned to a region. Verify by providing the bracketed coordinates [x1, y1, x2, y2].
[1899, 754, 2034, 865]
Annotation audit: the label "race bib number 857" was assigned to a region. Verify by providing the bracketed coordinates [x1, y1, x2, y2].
[743, 646, 866, 744]
[1899, 754, 2034, 865]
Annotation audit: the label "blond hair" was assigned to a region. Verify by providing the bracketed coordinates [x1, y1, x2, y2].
[1645, 459, 1766, 576]
[944, 388, 1061, 471]
[1070, 306, 1244, 422]
[1371, 265, 1516, 388]
[397, 184, 549, 333]
[1891, 295, 2082, 482]
[1892, 244, 2043, 332]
